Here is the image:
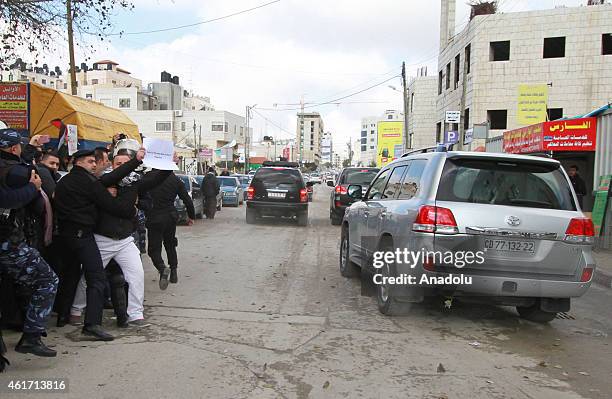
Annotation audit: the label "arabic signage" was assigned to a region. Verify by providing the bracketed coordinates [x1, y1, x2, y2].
[445, 111, 461, 124]
[376, 121, 403, 167]
[0, 83, 29, 129]
[517, 84, 548, 125]
[503, 117, 597, 154]
[199, 148, 213, 158]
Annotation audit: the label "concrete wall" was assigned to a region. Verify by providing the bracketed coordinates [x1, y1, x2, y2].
[407, 76, 438, 149]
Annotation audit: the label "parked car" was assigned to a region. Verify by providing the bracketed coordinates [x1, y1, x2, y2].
[340, 147, 596, 321]
[232, 174, 251, 201]
[309, 173, 322, 184]
[329, 167, 379, 225]
[219, 176, 243, 206]
[246, 162, 314, 226]
[194, 175, 223, 211]
[176, 174, 204, 222]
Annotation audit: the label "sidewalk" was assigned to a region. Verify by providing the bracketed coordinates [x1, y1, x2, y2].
[593, 250, 612, 289]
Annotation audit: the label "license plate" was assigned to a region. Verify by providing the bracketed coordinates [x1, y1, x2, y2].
[268, 192, 285, 198]
[484, 239, 535, 253]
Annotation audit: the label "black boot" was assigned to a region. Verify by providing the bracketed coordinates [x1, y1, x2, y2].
[159, 267, 170, 290]
[82, 325, 114, 341]
[169, 268, 178, 284]
[15, 333, 57, 357]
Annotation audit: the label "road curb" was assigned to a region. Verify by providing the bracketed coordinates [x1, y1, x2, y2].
[594, 268, 612, 289]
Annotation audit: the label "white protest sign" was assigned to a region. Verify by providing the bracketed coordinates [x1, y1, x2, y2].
[142, 137, 178, 171]
[66, 124, 78, 155]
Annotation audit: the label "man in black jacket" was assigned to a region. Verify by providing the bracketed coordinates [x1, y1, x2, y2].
[146, 171, 195, 289]
[54, 148, 143, 340]
[568, 165, 587, 208]
[37, 152, 61, 197]
[202, 167, 220, 219]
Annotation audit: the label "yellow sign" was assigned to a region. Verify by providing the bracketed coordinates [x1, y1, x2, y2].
[377, 121, 403, 167]
[517, 84, 548, 125]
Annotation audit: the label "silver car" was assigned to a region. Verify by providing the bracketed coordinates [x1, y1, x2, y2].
[340, 146, 596, 322]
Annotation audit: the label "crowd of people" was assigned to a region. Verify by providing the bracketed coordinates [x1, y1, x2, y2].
[0, 129, 198, 372]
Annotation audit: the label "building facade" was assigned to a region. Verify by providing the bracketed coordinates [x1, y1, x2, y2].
[296, 112, 324, 164]
[406, 75, 438, 149]
[436, 1, 612, 148]
[359, 110, 402, 166]
[321, 131, 333, 164]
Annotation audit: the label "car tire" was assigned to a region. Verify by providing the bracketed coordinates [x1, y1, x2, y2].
[246, 208, 257, 224]
[339, 226, 360, 277]
[376, 243, 412, 316]
[297, 211, 308, 227]
[217, 198, 222, 211]
[516, 302, 557, 323]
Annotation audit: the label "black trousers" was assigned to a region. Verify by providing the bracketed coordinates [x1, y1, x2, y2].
[204, 196, 217, 219]
[147, 213, 178, 272]
[55, 234, 106, 327]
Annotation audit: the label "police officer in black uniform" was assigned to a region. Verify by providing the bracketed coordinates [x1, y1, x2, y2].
[146, 170, 195, 289]
[0, 128, 58, 359]
[53, 148, 143, 341]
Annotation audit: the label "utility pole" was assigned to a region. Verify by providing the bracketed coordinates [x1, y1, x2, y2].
[401, 62, 411, 150]
[198, 125, 202, 174]
[66, 0, 77, 95]
[192, 119, 197, 173]
[299, 95, 304, 167]
[245, 106, 250, 173]
[458, 52, 469, 150]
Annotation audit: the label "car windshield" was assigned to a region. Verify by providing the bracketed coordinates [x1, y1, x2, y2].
[252, 168, 302, 189]
[178, 175, 190, 191]
[436, 158, 576, 210]
[219, 177, 237, 187]
[341, 169, 379, 185]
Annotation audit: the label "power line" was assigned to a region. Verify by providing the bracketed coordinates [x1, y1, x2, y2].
[105, 0, 281, 36]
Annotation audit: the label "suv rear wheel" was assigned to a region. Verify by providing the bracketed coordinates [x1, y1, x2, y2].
[516, 301, 557, 323]
[339, 226, 360, 277]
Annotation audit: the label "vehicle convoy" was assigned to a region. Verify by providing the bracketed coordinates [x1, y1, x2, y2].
[246, 161, 314, 226]
[194, 175, 223, 211]
[329, 167, 379, 225]
[219, 176, 244, 206]
[176, 174, 204, 221]
[340, 146, 596, 322]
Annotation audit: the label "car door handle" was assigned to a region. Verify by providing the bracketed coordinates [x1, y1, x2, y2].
[380, 211, 387, 218]
[364, 210, 369, 218]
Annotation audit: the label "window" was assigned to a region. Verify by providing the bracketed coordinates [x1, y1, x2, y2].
[543, 37, 565, 58]
[465, 44, 471, 74]
[464, 108, 470, 131]
[311, 121, 314, 126]
[436, 122, 442, 143]
[119, 98, 130, 108]
[445, 63, 451, 89]
[387, 114, 393, 120]
[454, 54, 460, 89]
[85, 94, 93, 100]
[240, 126, 244, 135]
[366, 169, 390, 200]
[487, 110, 508, 130]
[361, 130, 367, 137]
[181, 122, 186, 131]
[8, 74, 13, 81]
[42, 79, 46, 85]
[91, 79, 99, 85]
[224, 122, 229, 132]
[311, 127, 314, 133]
[212, 123, 225, 131]
[399, 160, 427, 200]
[370, 137, 375, 142]
[410, 92, 414, 112]
[438, 70, 443, 94]
[370, 130, 375, 135]
[602, 34, 612, 55]
[547, 108, 563, 121]
[63, 83, 67, 89]
[361, 138, 367, 144]
[383, 166, 407, 199]
[490, 40, 510, 61]
[361, 145, 367, 152]
[370, 145, 375, 150]
[156, 122, 172, 131]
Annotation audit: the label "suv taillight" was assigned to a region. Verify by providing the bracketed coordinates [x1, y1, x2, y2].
[335, 185, 347, 195]
[247, 186, 255, 200]
[413, 205, 458, 235]
[564, 218, 594, 244]
[300, 188, 308, 203]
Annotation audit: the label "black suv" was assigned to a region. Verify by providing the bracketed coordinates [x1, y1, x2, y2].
[246, 162, 314, 226]
[328, 167, 379, 225]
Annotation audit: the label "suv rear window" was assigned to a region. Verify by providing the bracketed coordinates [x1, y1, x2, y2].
[436, 158, 576, 210]
[340, 168, 379, 185]
[252, 168, 304, 189]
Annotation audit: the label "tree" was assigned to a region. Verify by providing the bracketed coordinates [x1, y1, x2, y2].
[342, 159, 350, 168]
[368, 161, 377, 167]
[1, 0, 134, 69]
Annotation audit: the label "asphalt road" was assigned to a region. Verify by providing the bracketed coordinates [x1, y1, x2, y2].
[1, 185, 611, 398]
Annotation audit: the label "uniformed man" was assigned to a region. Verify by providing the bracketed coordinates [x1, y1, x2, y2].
[0, 128, 58, 358]
[54, 148, 143, 340]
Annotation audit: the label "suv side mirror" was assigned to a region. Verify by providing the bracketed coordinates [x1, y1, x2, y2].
[347, 184, 363, 200]
[326, 180, 334, 187]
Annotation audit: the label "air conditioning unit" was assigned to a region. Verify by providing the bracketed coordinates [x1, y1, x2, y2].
[174, 110, 183, 117]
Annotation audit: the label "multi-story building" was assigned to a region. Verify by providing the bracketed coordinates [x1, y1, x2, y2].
[436, 0, 612, 148]
[296, 112, 324, 164]
[406, 74, 438, 149]
[0, 59, 66, 91]
[321, 131, 333, 164]
[359, 110, 402, 166]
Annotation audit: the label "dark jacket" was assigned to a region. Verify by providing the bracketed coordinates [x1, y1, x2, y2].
[146, 173, 195, 225]
[201, 172, 220, 198]
[54, 164, 137, 236]
[95, 161, 172, 240]
[570, 174, 587, 196]
[37, 164, 58, 197]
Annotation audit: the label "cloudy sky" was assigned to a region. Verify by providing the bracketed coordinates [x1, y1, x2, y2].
[42, 0, 583, 156]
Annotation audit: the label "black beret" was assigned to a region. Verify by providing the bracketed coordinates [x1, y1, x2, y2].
[72, 149, 95, 160]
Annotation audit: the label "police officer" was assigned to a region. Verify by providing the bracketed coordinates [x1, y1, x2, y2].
[0, 128, 58, 358]
[146, 169, 195, 289]
[54, 148, 143, 340]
